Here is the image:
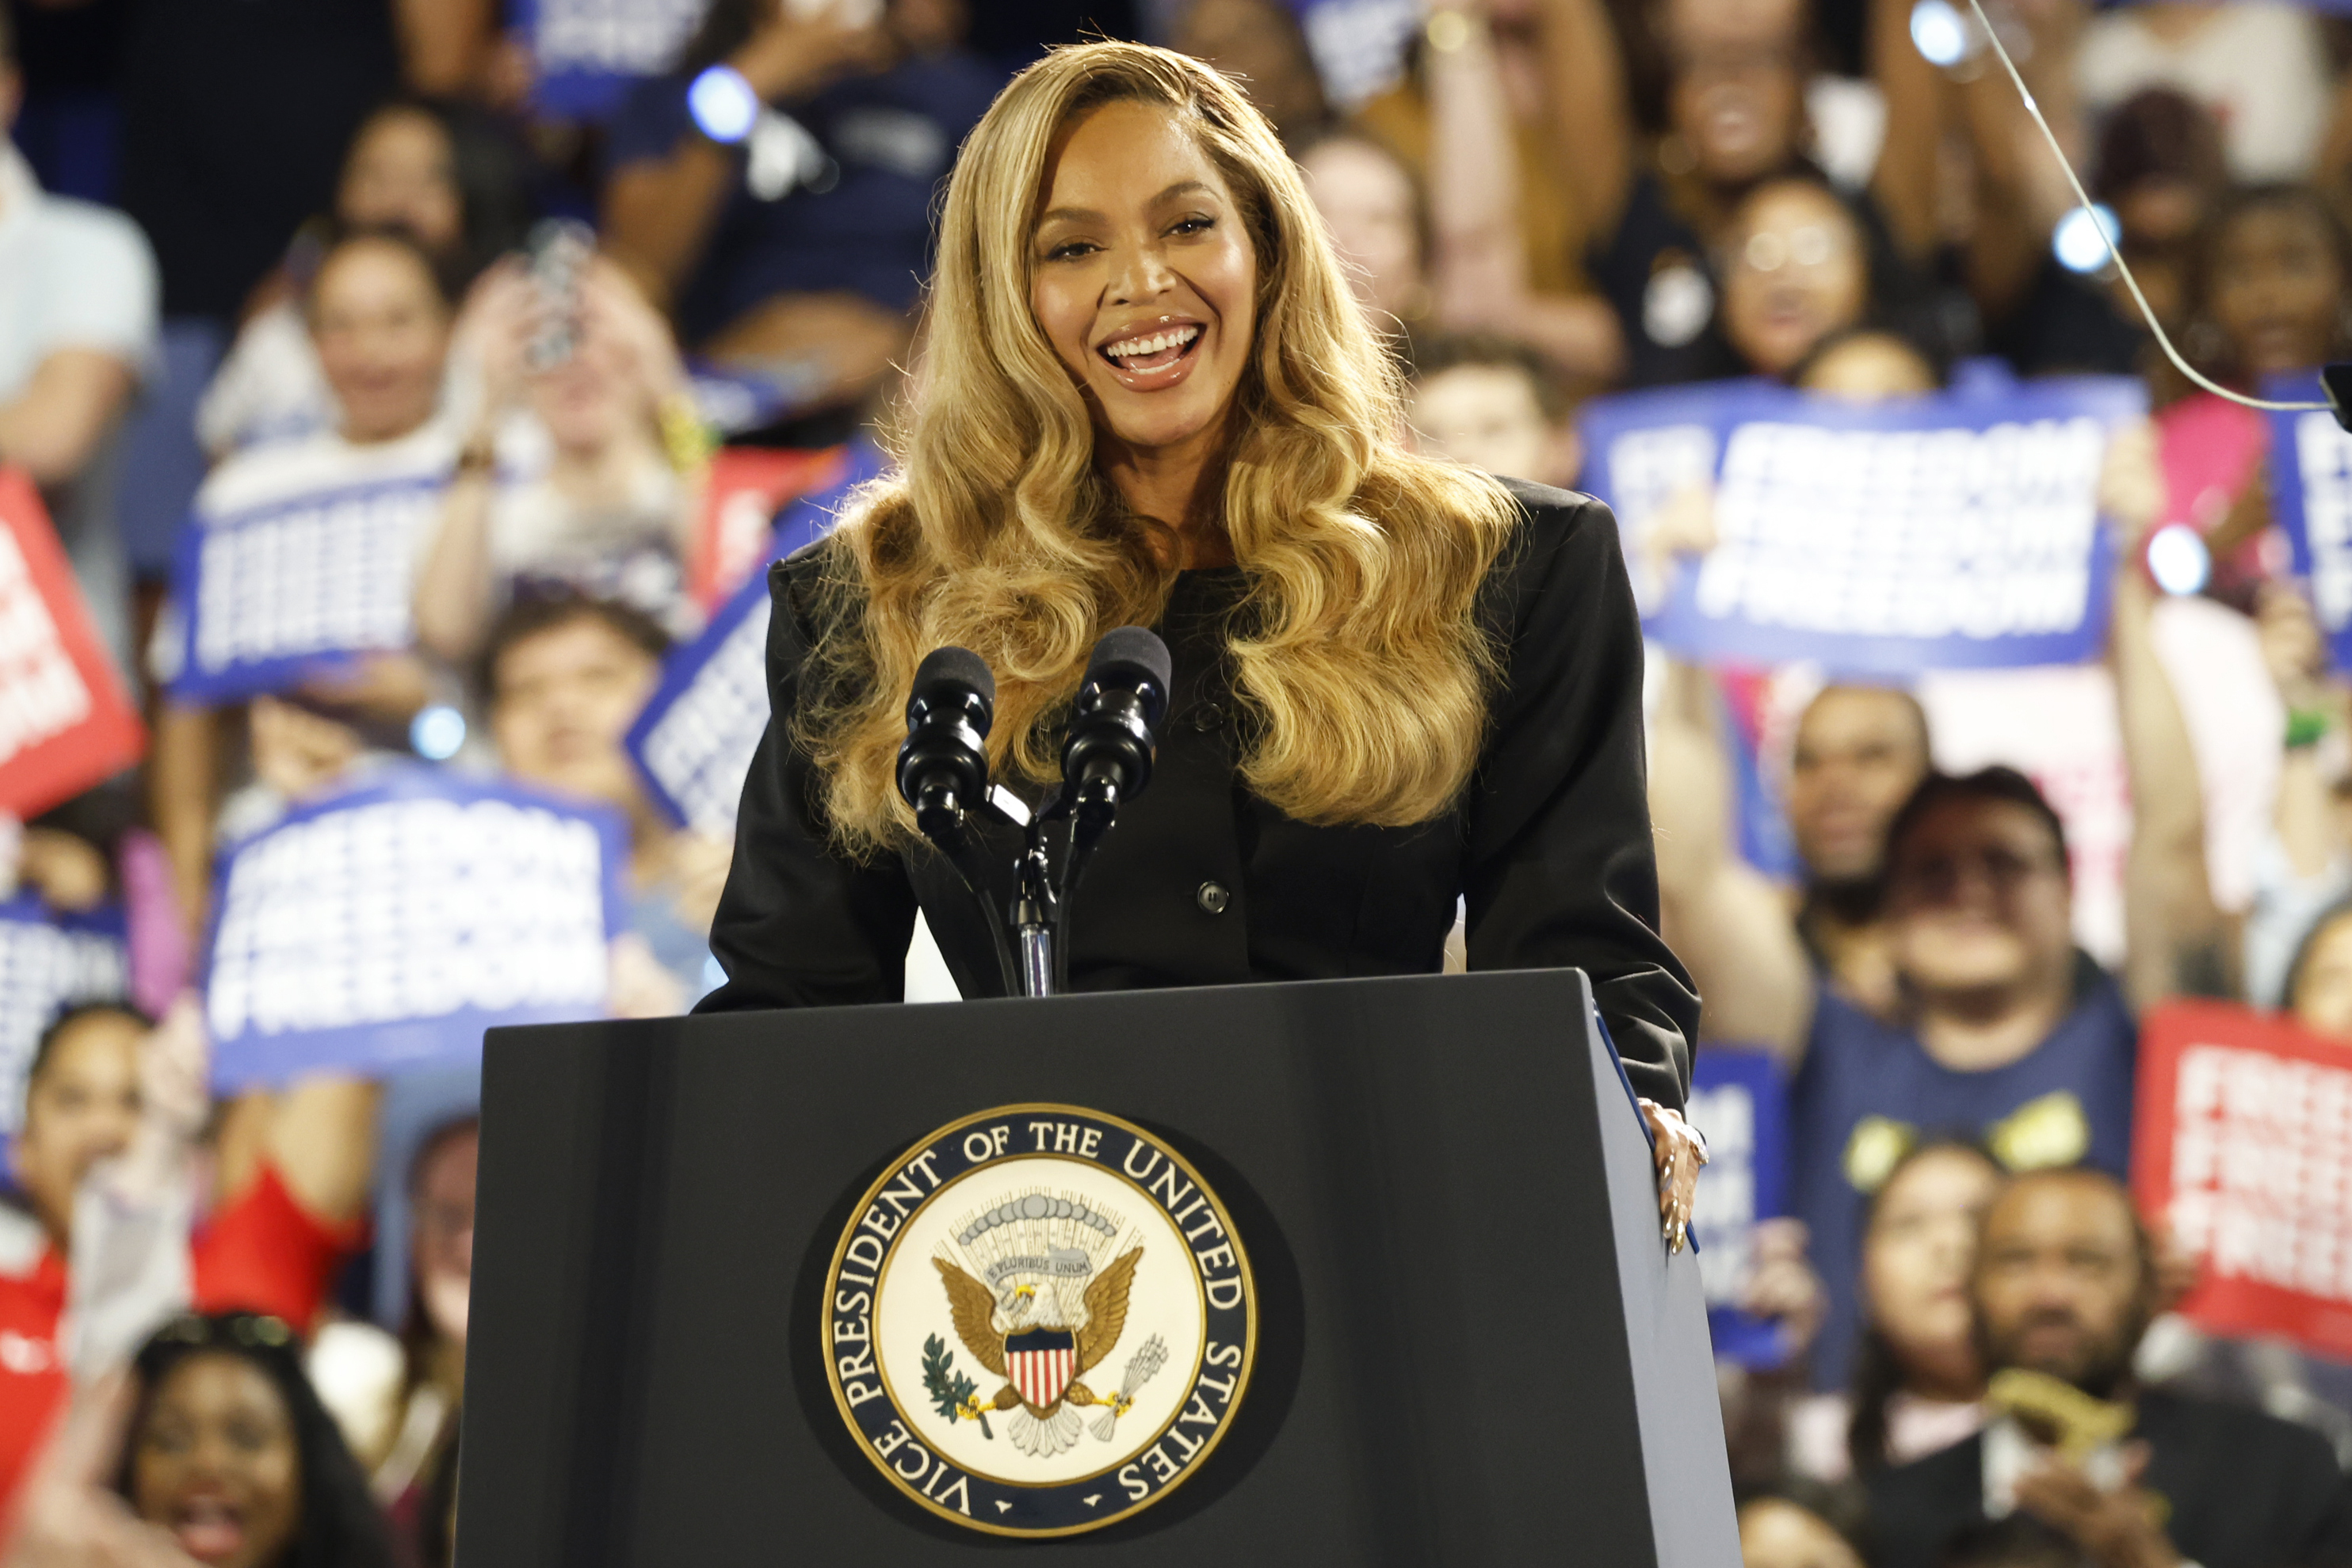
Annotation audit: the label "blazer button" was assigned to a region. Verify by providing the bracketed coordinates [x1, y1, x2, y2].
[1195, 880, 1231, 915]
[1191, 701, 1225, 732]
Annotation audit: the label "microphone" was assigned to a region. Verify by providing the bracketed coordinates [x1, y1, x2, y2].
[1058, 627, 1172, 824]
[897, 646, 1020, 996]
[1044, 628, 1172, 994]
[896, 647, 994, 845]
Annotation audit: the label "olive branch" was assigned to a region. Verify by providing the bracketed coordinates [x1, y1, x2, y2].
[922, 1333, 991, 1438]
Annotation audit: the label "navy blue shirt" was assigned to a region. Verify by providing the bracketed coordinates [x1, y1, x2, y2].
[1790, 963, 2137, 1391]
[607, 52, 1002, 344]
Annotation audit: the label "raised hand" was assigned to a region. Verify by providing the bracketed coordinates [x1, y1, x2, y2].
[730, 0, 894, 105]
[2, 1371, 201, 1568]
[2013, 1443, 2182, 1568]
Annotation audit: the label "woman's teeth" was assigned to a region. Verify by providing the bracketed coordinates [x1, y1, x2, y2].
[1103, 326, 1201, 369]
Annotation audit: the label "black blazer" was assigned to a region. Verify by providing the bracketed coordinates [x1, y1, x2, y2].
[1865, 1392, 2352, 1568]
[697, 479, 1701, 1109]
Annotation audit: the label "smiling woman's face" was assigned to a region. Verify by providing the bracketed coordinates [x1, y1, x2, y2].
[131, 1352, 301, 1568]
[1029, 99, 1260, 464]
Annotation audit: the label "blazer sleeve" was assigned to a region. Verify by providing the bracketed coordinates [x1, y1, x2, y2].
[695, 551, 920, 1012]
[1462, 484, 1701, 1108]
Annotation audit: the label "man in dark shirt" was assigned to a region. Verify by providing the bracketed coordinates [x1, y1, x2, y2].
[1869, 1169, 2352, 1568]
[601, 0, 1000, 413]
[1792, 768, 2143, 1393]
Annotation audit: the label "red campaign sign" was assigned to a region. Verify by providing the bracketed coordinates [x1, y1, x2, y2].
[0, 470, 145, 819]
[689, 445, 849, 612]
[2133, 999, 2352, 1360]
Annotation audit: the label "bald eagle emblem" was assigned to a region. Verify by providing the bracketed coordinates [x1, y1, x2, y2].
[930, 1190, 1162, 1458]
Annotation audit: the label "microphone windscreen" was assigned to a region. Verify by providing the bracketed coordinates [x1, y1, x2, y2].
[907, 648, 992, 738]
[912, 645, 995, 711]
[1084, 626, 1172, 694]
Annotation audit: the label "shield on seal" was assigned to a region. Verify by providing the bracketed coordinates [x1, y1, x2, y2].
[1004, 1327, 1078, 1410]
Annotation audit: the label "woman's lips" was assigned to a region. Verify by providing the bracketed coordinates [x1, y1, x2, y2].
[172, 1500, 246, 1563]
[1095, 322, 1206, 392]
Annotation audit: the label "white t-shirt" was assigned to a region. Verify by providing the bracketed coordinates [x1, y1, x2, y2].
[0, 141, 157, 399]
[2076, 3, 2331, 182]
[196, 299, 333, 456]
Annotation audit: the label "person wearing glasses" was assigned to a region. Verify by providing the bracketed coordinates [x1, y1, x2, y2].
[1786, 701, 2226, 1397]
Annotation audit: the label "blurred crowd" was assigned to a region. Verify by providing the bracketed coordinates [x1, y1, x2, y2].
[1, 0, 2351, 1563]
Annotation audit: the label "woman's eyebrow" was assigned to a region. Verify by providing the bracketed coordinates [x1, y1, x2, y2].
[1035, 181, 1219, 231]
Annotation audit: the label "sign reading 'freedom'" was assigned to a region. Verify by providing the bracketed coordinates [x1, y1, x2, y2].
[1580, 376, 2146, 674]
[2269, 376, 2352, 671]
[206, 767, 624, 1089]
[2135, 1000, 2352, 1362]
[168, 467, 445, 705]
[0, 896, 128, 1137]
[0, 471, 145, 817]
[631, 442, 880, 832]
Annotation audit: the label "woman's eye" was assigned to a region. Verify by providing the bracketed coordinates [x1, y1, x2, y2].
[1171, 216, 1215, 236]
[1045, 240, 1097, 261]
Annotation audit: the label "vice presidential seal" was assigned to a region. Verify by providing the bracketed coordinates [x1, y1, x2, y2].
[822, 1104, 1255, 1536]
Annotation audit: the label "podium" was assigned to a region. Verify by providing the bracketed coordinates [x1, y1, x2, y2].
[456, 969, 1739, 1565]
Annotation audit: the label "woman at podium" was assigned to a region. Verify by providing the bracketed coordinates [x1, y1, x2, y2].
[700, 42, 1706, 1238]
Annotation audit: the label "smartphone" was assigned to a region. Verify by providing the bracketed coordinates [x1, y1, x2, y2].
[522, 219, 595, 372]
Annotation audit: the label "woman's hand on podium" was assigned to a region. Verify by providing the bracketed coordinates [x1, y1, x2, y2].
[1637, 1100, 1707, 1253]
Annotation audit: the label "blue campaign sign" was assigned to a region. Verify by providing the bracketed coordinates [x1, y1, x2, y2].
[1686, 1045, 1792, 1369]
[0, 896, 128, 1139]
[205, 766, 627, 1089]
[1581, 377, 2146, 675]
[1727, 696, 1803, 883]
[1579, 378, 1766, 619]
[629, 441, 883, 833]
[2266, 374, 2352, 668]
[512, 0, 706, 120]
[166, 471, 444, 705]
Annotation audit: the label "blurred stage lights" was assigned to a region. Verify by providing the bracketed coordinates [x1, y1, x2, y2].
[2146, 524, 2211, 598]
[411, 704, 468, 761]
[1909, 0, 1972, 67]
[2052, 204, 2121, 275]
[689, 65, 761, 145]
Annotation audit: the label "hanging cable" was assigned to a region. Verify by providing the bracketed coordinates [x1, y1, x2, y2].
[1961, 0, 2326, 414]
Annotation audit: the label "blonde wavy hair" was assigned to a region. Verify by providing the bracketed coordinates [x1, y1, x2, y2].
[800, 40, 1521, 857]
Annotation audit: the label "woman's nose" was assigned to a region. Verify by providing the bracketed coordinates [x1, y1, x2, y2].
[185, 1435, 237, 1476]
[1109, 244, 1176, 306]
